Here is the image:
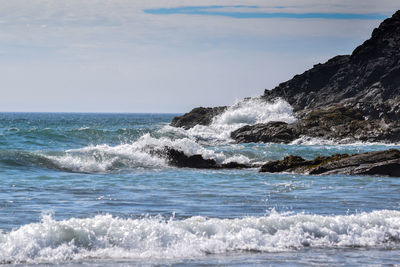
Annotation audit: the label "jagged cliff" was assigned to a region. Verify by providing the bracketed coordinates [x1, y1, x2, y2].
[262, 10, 400, 120]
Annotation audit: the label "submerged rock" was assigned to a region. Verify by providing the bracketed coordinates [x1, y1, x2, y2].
[170, 106, 227, 130]
[260, 149, 400, 177]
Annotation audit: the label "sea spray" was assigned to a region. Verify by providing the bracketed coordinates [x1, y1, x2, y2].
[2, 140, 399, 173]
[1, 210, 399, 264]
[166, 97, 297, 143]
[2, 104, 399, 173]
[13, 134, 231, 173]
[290, 136, 400, 146]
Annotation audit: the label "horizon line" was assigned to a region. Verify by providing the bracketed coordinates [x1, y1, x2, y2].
[0, 111, 184, 115]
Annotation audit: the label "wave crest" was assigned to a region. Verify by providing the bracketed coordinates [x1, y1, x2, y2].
[1, 134, 243, 173]
[161, 98, 296, 144]
[1, 210, 399, 264]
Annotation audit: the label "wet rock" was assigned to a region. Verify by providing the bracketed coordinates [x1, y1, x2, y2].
[231, 105, 400, 143]
[231, 121, 299, 144]
[165, 148, 218, 168]
[309, 149, 400, 176]
[221, 162, 251, 169]
[297, 105, 400, 142]
[260, 149, 400, 177]
[164, 147, 252, 169]
[170, 106, 227, 129]
[259, 155, 307, 172]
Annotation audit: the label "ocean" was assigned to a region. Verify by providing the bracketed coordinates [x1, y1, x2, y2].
[1, 98, 400, 266]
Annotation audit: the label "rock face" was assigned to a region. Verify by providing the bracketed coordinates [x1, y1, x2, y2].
[170, 106, 227, 129]
[260, 149, 400, 177]
[262, 10, 400, 121]
[231, 105, 400, 143]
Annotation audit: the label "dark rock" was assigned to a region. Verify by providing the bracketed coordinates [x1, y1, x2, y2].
[231, 121, 299, 143]
[260, 155, 306, 172]
[262, 10, 400, 121]
[221, 162, 251, 169]
[165, 148, 218, 168]
[260, 149, 400, 177]
[231, 105, 400, 143]
[170, 106, 227, 129]
[309, 149, 400, 176]
[163, 147, 252, 169]
[296, 105, 400, 142]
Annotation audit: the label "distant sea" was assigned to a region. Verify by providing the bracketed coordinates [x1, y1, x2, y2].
[1, 98, 400, 266]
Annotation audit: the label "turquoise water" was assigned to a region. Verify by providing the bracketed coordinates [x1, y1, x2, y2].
[1, 112, 400, 266]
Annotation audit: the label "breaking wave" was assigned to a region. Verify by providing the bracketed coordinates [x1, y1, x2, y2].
[2, 136, 399, 173]
[290, 136, 400, 146]
[0, 134, 251, 173]
[162, 97, 296, 143]
[3, 98, 398, 173]
[1, 210, 399, 264]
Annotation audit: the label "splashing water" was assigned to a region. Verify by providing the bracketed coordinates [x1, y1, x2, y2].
[160, 97, 296, 144]
[1, 210, 399, 264]
[2, 112, 400, 266]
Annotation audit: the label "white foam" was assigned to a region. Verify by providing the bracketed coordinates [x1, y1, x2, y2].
[1, 210, 399, 264]
[43, 133, 227, 172]
[77, 126, 91, 131]
[38, 133, 400, 173]
[163, 97, 296, 144]
[291, 136, 400, 147]
[215, 97, 296, 126]
[222, 154, 251, 165]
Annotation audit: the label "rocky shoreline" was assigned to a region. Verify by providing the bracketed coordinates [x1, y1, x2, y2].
[166, 10, 400, 177]
[231, 105, 400, 144]
[161, 147, 400, 177]
[260, 149, 400, 177]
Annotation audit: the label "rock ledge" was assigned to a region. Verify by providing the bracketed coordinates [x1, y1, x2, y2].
[260, 149, 400, 177]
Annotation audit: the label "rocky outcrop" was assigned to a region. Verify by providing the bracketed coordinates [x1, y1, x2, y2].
[231, 105, 400, 143]
[165, 148, 218, 168]
[296, 106, 400, 142]
[260, 149, 400, 177]
[163, 147, 251, 169]
[171, 10, 400, 144]
[170, 106, 227, 129]
[262, 10, 400, 121]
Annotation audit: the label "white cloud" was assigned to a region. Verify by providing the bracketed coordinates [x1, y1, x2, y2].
[0, 0, 398, 112]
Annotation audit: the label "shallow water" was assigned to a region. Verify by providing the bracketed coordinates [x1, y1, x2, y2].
[1, 106, 400, 266]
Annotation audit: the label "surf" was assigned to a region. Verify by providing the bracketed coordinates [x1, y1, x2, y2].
[1, 210, 399, 264]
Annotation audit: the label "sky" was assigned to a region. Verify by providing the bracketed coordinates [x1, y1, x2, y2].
[0, 0, 399, 113]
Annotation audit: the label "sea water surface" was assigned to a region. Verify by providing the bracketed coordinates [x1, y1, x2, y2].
[1, 98, 400, 266]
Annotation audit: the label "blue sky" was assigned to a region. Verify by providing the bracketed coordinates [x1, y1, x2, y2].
[0, 0, 398, 112]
